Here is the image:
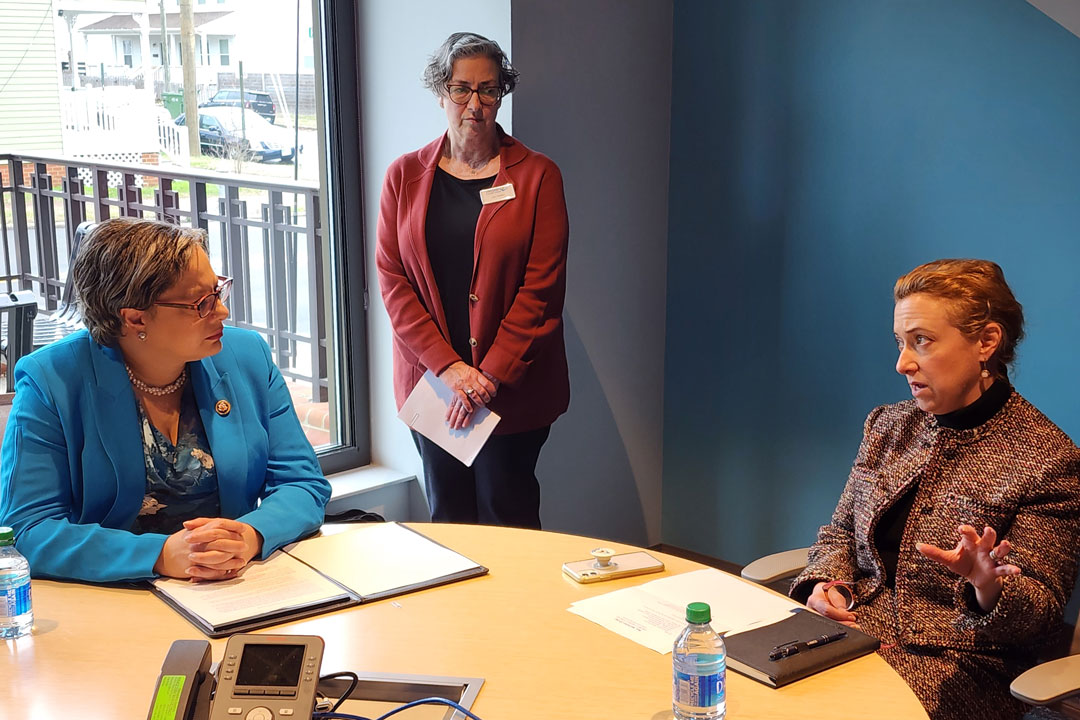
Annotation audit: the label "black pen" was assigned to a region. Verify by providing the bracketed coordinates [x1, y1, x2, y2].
[769, 631, 847, 661]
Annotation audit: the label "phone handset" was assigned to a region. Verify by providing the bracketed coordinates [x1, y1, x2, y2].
[146, 639, 215, 720]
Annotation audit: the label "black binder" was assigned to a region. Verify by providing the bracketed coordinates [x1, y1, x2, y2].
[724, 609, 881, 688]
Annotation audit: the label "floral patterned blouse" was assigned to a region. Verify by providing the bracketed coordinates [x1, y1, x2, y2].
[130, 382, 221, 535]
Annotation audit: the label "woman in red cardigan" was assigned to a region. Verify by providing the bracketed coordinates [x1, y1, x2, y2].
[375, 32, 569, 528]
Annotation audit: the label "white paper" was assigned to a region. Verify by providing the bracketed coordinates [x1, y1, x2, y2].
[286, 522, 482, 599]
[151, 551, 350, 627]
[397, 370, 500, 466]
[568, 568, 801, 654]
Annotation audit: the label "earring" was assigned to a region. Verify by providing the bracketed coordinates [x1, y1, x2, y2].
[980, 361, 990, 379]
[138, 331, 147, 341]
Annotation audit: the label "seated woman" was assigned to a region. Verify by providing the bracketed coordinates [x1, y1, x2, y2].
[0, 218, 331, 583]
[791, 259, 1080, 720]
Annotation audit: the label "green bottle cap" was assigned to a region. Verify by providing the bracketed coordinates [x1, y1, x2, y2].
[0, 527, 14, 546]
[686, 602, 711, 624]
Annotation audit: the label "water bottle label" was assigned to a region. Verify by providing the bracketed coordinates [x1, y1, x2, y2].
[674, 666, 725, 708]
[1, 581, 32, 619]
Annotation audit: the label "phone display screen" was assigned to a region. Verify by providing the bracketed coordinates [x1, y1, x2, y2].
[235, 644, 305, 687]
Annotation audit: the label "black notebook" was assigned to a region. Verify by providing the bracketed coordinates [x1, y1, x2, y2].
[724, 609, 880, 688]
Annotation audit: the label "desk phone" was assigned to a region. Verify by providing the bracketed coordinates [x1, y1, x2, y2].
[147, 634, 324, 720]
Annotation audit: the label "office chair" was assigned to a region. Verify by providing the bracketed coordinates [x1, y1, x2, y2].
[741, 546, 1080, 719]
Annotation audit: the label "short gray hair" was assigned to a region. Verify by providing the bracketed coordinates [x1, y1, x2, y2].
[72, 218, 208, 347]
[421, 32, 518, 98]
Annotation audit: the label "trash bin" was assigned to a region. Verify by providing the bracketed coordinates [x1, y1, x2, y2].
[162, 92, 184, 119]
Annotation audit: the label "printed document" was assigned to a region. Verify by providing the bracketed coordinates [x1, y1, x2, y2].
[397, 370, 500, 466]
[152, 551, 349, 628]
[568, 568, 801, 653]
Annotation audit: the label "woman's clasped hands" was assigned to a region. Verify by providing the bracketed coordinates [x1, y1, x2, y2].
[439, 361, 498, 430]
[154, 517, 264, 582]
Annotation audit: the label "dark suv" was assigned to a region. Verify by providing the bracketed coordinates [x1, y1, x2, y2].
[202, 89, 276, 124]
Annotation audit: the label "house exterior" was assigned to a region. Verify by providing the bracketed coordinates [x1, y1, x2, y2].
[0, 0, 63, 153]
[78, 9, 235, 73]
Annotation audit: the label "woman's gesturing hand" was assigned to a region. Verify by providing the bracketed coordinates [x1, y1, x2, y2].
[916, 525, 1020, 612]
[438, 361, 497, 430]
[806, 581, 859, 627]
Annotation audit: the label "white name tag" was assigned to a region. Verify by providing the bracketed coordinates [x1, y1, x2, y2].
[480, 183, 516, 205]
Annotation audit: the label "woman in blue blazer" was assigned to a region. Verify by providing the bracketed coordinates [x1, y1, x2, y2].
[0, 218, 331, 583]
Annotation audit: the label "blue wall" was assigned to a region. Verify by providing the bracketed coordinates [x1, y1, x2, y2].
[662, 0, 1080, 564]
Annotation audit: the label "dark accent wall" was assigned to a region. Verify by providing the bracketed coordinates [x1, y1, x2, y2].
[663, 0, 1080, 563]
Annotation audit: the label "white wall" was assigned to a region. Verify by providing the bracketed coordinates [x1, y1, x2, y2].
[511, 0, 673, 546]
[358, 1, 512, 490]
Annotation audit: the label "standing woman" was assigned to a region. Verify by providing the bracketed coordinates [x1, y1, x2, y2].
[376, 32, 569, 528]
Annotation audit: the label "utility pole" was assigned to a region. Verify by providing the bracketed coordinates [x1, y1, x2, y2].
[159, 0, 170, 89]
[179, 0, 200, 157]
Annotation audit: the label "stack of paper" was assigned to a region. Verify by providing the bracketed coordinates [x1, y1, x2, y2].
[568, 568, 801, 653]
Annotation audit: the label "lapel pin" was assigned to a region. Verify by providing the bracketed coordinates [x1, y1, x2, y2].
[215, 399, 231, 417]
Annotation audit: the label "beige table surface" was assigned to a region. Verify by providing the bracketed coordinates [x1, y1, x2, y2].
[1, 523, 928, 719]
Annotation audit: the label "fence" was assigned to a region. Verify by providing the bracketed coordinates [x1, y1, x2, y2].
[60, 88, 189, 162]
[0, 152, 327, 400]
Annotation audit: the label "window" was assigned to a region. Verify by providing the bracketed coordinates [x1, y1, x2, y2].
[0, 0, 369, 471]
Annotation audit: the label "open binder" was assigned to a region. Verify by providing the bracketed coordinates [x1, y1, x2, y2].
[724, 609, 881, 688]
[150, 522, 489, 638]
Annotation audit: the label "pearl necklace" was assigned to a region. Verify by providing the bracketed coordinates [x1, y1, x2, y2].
[126, 364, 187, 396]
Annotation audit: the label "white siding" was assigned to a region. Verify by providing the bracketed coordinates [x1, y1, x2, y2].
[0, 0, 62, 153]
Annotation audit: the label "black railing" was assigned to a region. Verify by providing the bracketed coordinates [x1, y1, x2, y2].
[0, 153, 327, 400]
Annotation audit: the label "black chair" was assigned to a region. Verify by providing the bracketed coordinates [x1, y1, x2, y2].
[0, 292, 37, 392]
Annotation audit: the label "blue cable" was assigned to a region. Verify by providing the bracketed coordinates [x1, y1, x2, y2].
[313, 696, 485, 720]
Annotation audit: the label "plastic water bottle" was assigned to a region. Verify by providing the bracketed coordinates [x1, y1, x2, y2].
[673, 601, 726, 720]
[0, 527, 33, 639]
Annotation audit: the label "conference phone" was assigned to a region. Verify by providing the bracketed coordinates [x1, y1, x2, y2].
[147, 634, 324, 720]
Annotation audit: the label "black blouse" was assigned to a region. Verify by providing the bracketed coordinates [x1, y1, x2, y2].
[424, 167, 496, 363]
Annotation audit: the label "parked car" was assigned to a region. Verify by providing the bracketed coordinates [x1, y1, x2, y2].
[175, 107, 300, 163]
[201, 89, 276, 124]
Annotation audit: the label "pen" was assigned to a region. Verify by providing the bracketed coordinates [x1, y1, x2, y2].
[769, 631, 847, 661]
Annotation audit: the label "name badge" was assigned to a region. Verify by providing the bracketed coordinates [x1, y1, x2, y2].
[480, 183, 516, 205]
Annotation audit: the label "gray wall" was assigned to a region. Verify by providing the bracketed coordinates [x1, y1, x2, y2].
[358, 1, 511, 493]
[512, 0, 673, 545]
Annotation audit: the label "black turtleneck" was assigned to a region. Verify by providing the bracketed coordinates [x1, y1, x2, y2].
[874, 379, 1012, 587]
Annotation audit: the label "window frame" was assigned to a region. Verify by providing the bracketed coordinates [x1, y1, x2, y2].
[308, 0, 370, 473]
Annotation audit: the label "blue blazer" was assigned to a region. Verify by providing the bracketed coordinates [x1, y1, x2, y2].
[0, 328, 331, 582]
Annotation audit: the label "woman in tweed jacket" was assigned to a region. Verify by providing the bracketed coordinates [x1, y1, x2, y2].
[791, 259, 1080, 720]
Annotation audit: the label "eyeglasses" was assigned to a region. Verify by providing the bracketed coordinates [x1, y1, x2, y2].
[154, 276, 232, 318]
[445, 84, 502, 106]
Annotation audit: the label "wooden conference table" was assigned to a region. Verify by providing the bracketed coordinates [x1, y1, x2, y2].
[1, 524, 928, 719]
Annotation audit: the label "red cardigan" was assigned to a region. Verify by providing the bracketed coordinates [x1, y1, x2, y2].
[376, 130, 570, 434]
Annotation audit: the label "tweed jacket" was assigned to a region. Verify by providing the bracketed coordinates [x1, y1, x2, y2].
[375, 128, 570, 435]
[792, 391, 1080, 654]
